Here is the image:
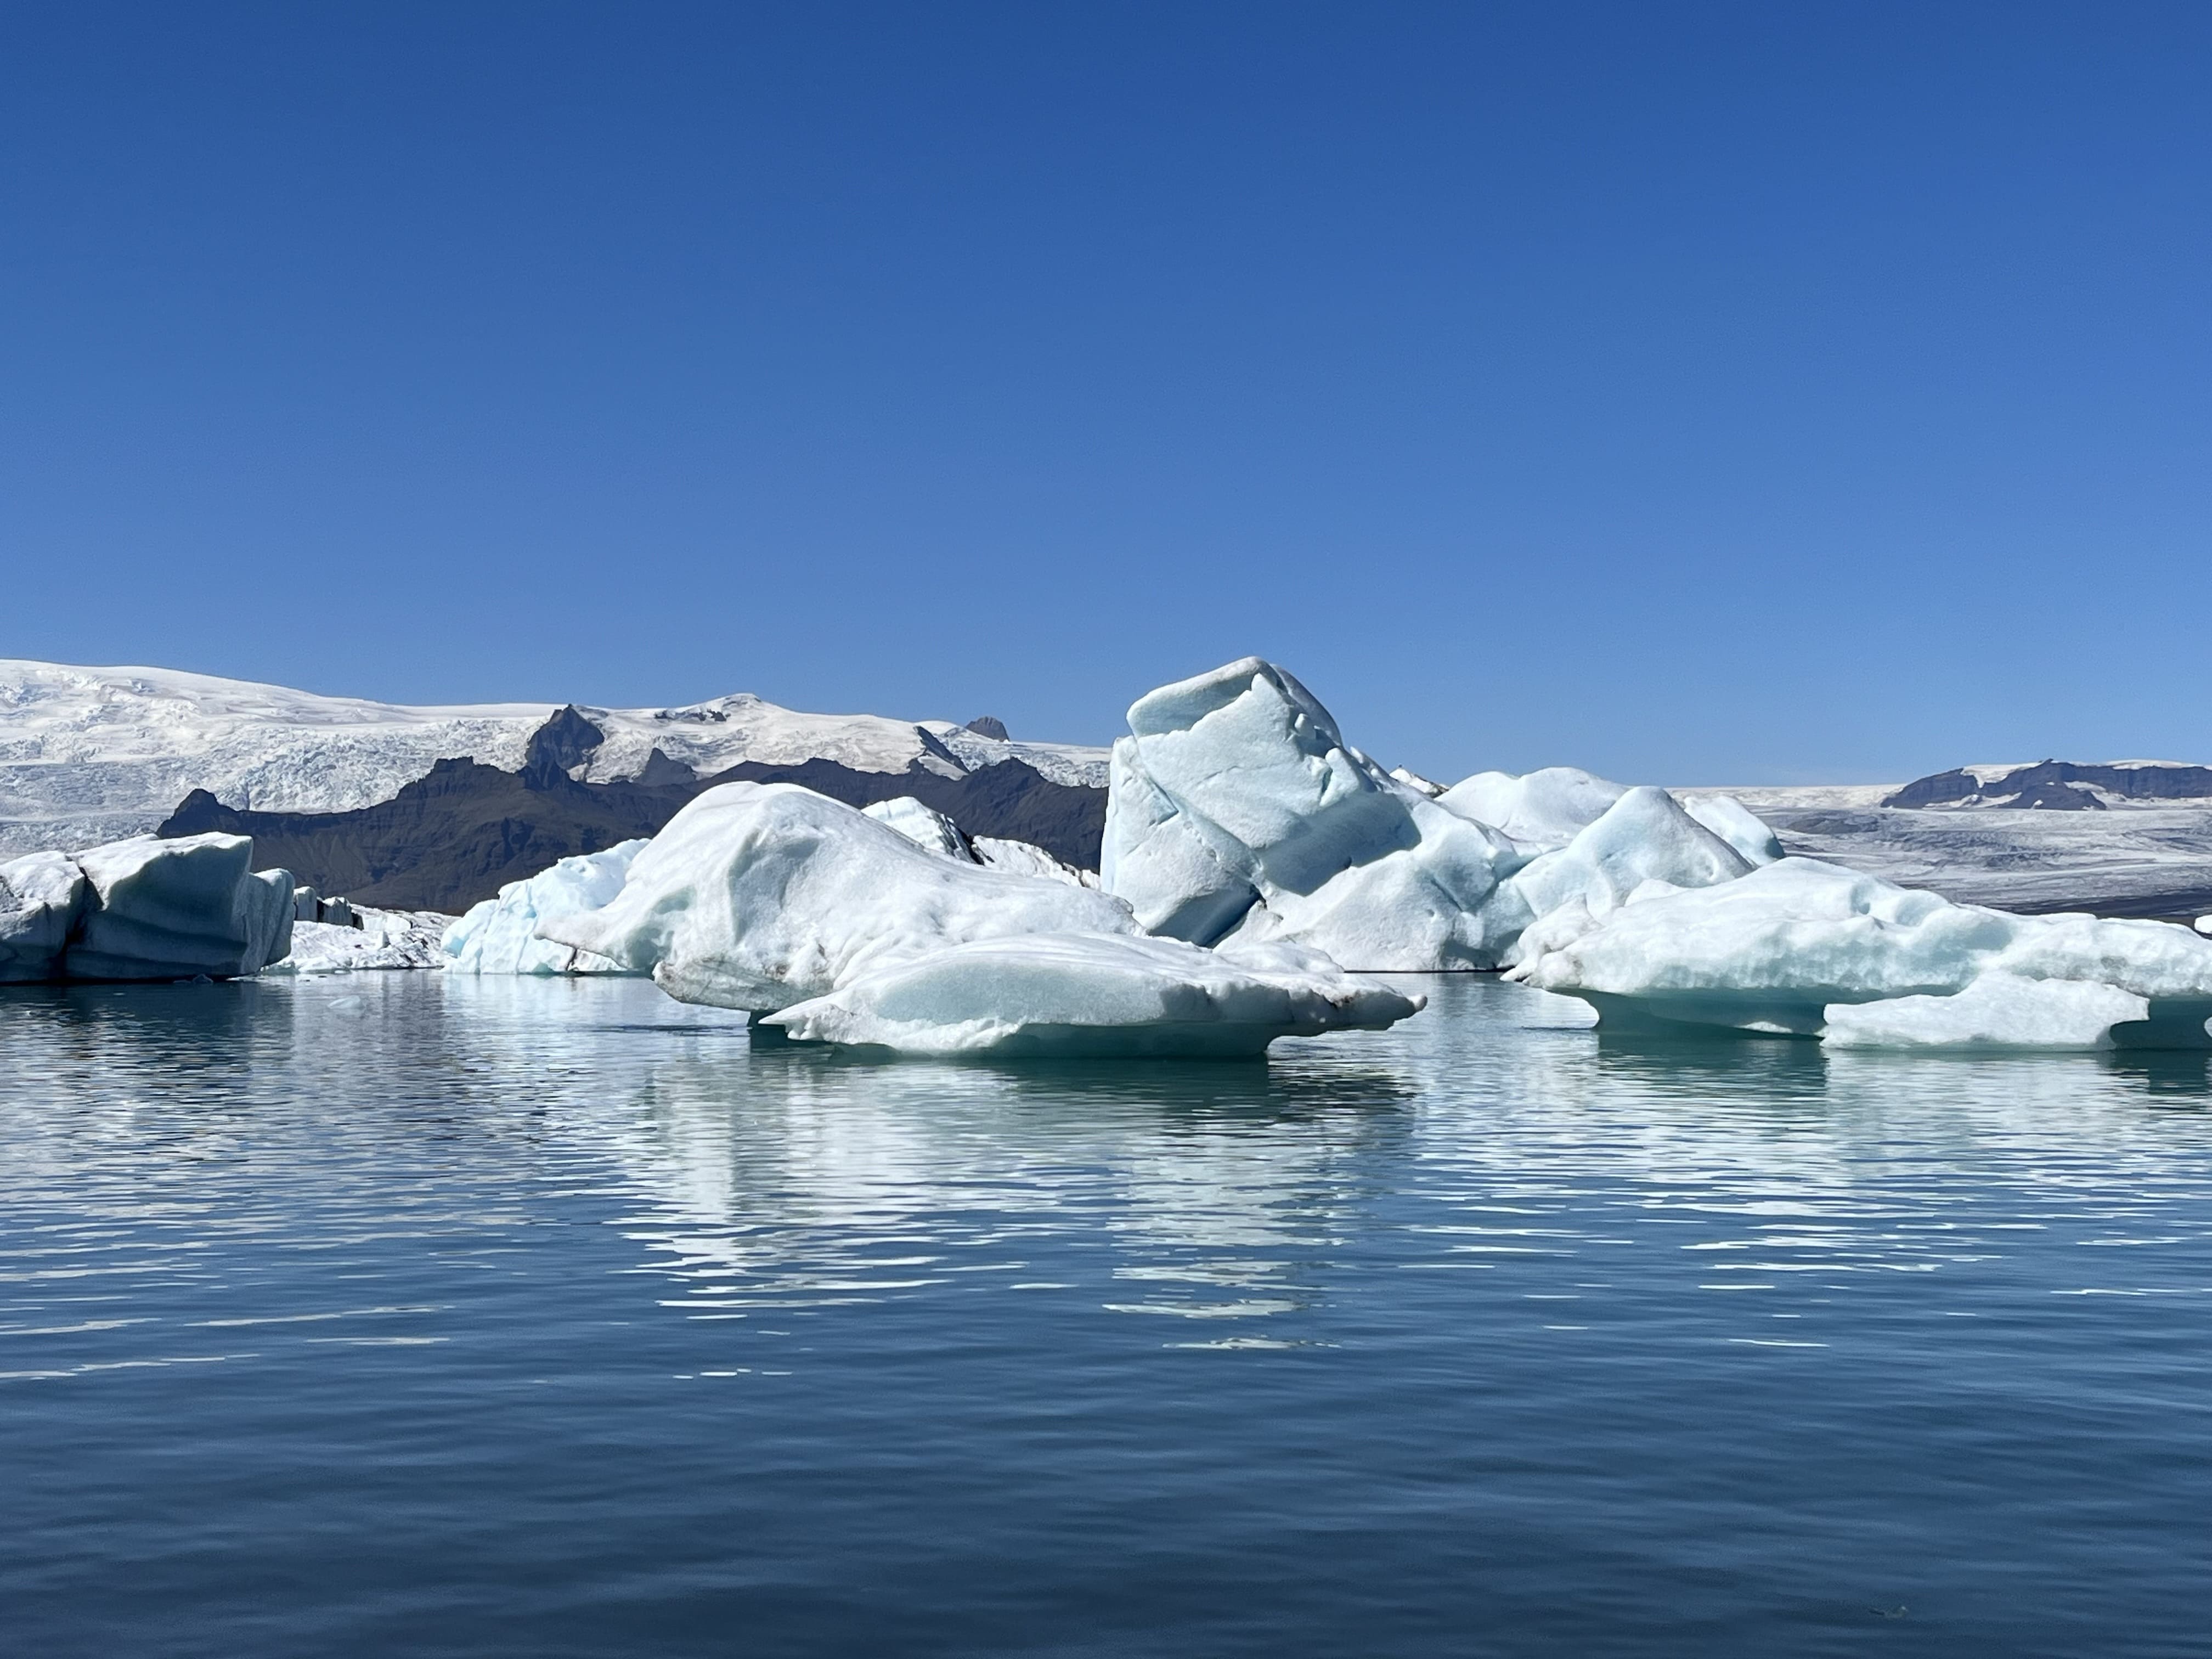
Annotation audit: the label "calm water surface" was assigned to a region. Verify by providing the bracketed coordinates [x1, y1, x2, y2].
[3, 974, 2209, 1657]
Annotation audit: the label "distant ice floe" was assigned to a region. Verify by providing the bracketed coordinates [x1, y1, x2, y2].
[1, 832, 292, 981]
[535, 782, 1419, 1056]
[441, 842, 647, 975]
[268, 907, 453, 974]
[1508, 856, 2212, 1051]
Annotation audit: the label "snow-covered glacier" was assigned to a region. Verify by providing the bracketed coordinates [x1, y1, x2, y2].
[534, 782, 1419, 1056]
[1, 832, 293, 981]
[0, 659, 1110, 860]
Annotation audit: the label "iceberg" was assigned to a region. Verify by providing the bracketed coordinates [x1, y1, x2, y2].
[2, 833, 293, 981]
[860, 796, 1099, 886]
[1821, 973, 2148, 1051]
[861, 797, 973, 862]
[1434, 767, 1626, 851]
[1099, 659, 1526, 969]
[1677, 793, 1786, 866]
[442, 841, 647, 975]
[534, 782, 1420, 1056]
[538, 783, 1143, 1012]
[972, 836, 1101, 888]
[268, 907, 453, 974]
[766, 933, 1422, 1058]
[1498, 787, 1753, 941]
[1, 851, 88, 980]
[1508, 856, 2212, 1048]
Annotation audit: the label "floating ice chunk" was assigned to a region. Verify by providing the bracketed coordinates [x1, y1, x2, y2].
[270, 907, 453, 974]
[55, 834, 295, 980]
[442, 840, 646, 974]
[1101, 658, 1523, 969]
[972, 836, 1099, 888]
[1822, 974, 2148, 1050]
[1, 850, 89, 981]
[1678, 793, 1785, 866]
[765, 931, 1423, 1057]
[862, 797, 975, 862]
[537, 783, 1140, 1012]
[2198, 916, 2212, 937]
[1502, 787, 1752, 944]
[1509, 856, 2212, 1047]
[1434, 767, 1627, 851]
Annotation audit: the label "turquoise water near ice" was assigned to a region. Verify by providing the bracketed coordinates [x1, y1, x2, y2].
[3, 974, 2209, 1657]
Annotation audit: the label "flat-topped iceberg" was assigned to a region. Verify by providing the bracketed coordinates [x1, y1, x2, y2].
[1508, 856, 2212, 1049]
[767, 933, 1420, 1058]
[442, 840, 646, 975]
[2, 833, 293, 981]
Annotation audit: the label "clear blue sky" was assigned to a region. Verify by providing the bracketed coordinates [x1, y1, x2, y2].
[5, 3, 2208, 783]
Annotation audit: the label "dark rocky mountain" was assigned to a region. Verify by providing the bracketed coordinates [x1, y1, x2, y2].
[1884, 760, 2212, 811]
[159, 708, 1106, 912]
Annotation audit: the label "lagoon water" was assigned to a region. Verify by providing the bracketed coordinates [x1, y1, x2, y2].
[3, 974, 2209, 1657]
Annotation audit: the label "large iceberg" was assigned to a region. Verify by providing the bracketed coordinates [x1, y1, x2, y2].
[441, 840, 647, 975]
[767, 933, 1418, 1058]
[1508, 856, 2212, 1049]
[535, 782, 1420, 1055]
[1, 833, 293, 981]
[1097, 660, 1768, 972]
[541, 785, 1138, 1012]
[1434, 767, 1625, 850]
[1099, 659, 1527, 969]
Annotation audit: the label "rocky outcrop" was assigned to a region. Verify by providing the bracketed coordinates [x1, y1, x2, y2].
[1886, 760, 2212, 810]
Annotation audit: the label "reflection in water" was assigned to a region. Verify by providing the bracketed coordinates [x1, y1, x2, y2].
[5, 972, 2212, 1659]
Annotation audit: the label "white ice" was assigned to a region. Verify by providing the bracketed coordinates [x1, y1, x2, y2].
[268, 907, 454, 974]
[1496, 786, 1753, 945]
[1821, 973, 2149, 1051]
[1508, 856, 2212, 1048]
[766, 932, 1423, 1058]
[1099, 658, 1526, 969]
[538, 783, 1142, 1013]
[1, 832, 294, 981]
[442, 841, 648, 975]
[861, 797, 973, 862]
[1434, 767, 1625, 851]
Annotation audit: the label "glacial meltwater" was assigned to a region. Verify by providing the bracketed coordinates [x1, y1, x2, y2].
[3, 975, 2209, 1658]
